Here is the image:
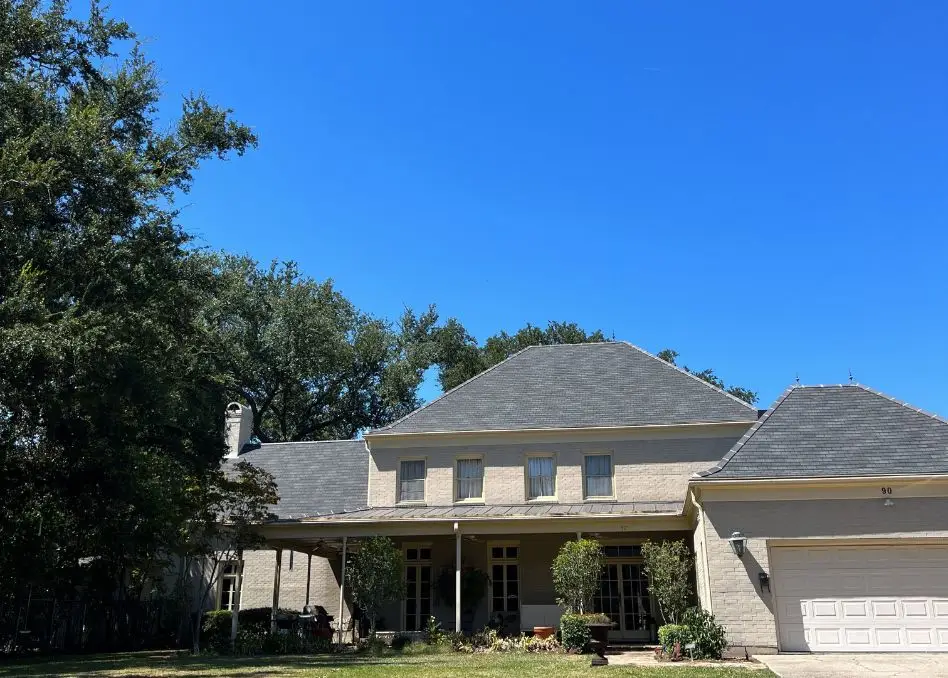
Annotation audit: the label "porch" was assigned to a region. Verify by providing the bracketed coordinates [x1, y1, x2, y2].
[258, 501, 690, 643]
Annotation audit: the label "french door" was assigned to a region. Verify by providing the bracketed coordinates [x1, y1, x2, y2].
[593, 563, 653, 641]
[404, 546, 432, 631]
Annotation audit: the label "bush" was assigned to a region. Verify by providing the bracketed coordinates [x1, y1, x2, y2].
[424, 615, 443, 644]
[658, 623, 690, 658]
[470, 627, 498, 650]
[641, 540, 694, 625]
[559, 613, 591, 652]
[682, 607, 727, 659]
[551, 539, 603, 613]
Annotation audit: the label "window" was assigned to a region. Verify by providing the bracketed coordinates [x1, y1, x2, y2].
[218, 561, 242, 610]
[584, 454, 613, 498]
[399, 460, 425, 502]
[489, 543, 520, 616]
[526, 456, 555, 499]
[456, 458, 484, 501]
[404, 544, 432, 631]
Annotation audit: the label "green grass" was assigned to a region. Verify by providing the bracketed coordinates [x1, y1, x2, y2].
[0, 650, 774, 678]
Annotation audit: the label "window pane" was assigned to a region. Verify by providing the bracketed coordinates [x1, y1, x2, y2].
[419, 548, 431, 561]
[492, 547, 504, 559]
[527, 457, 554, 497]
[505, 547, 518, 559]
[407, 548, 418, 561]
[457, 459, 483, 479]
[401, 460, 425, 480]
[585, 455, 611, 477]
[400, 477, 425, 502]
[586, 476, 612, 497]
[492, 564, 504, 580]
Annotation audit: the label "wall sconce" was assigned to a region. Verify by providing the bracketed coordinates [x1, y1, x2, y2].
[728, 531, 747, 558]
[883, 498, 894, 507]
[758, 572, 771, 593]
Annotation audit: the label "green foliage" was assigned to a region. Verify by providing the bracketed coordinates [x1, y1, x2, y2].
[435, 321, 608, 391]
[0, 0, 255, 616]
[435, 566, 490, 612]
[682, 607, 728, 660]
[559, 614, 592, 652]
[347, 537, 404, 634]
[424, 615, 443, 644]
[641, 540, 695, 625]
[551, 539, 603, 613]
[658, 624, 691, 657]
[657, 349, 757, 405]
[204, 254, 444, 442]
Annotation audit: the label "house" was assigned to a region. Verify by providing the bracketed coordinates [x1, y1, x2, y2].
[224, 342, 948, 654]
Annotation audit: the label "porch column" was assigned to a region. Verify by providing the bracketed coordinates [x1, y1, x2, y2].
[305, 554, 312, 606]
[454, 522, 461, 633]
[576, 531, 582, 539]
[271, 548, 282, 633]
[230, 548, 243, 648]
[337, 536, 348, 643]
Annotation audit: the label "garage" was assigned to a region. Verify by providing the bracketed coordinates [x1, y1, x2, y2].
[772, 544, 948, 652]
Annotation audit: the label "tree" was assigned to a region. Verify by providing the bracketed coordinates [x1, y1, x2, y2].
[657, 349, 758, 405]
[203, 254, 441, 442]
[0, 0, 256, 612]
[174, 461, 278, 652]
[434, 321, 608, 391]
[346, 537, 404, 635]
[641, 540, 694, 625]
[551, 538, 604, 614]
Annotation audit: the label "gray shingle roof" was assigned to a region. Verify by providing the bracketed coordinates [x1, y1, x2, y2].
[296, 501, 683, 522]
[230, 440, 369, 519]
[374, 343, 757, 434]
[696, 384, 948, 479]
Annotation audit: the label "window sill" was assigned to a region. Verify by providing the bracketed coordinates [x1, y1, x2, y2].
[396, 501, 427, 507]
[526, 497, 558, 503]
[583, 497, 617, 503]
[453, 499, 485, 505]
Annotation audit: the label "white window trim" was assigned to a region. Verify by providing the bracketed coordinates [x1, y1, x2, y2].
[397, 456, 427, 505]
[454, 454, 485, 504]
[582, 452, 616, 501]
[216, 559, 243, 610]
[524, 453, 557, 502]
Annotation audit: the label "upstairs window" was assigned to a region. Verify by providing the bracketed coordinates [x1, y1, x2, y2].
[456, 458, 484, 501]
[527, 456, 555, 499]
[399, 460, 426, 502]
[584, 454, 613, 498]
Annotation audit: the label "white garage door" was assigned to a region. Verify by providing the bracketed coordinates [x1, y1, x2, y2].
[773, 544, 948, 652]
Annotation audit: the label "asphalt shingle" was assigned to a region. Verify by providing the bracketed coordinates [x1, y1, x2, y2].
[374, 343, 758, 434]
[696, 384, 948, 479]
[229, 440, 369, 519]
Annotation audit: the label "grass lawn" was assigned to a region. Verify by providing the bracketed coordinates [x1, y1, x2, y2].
[0, 650, 774, 678]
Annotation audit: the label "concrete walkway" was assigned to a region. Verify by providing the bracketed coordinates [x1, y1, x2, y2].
[607, 649, 765, 669]
[756, 653, 948, 678]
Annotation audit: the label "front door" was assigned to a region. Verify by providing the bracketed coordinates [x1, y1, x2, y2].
[404, 545, 432, 631]
[594, 562, 653, 642]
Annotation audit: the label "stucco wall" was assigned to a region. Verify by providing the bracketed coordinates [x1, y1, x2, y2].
[700, 496, 948, 651]
[369, 435, 742, 506]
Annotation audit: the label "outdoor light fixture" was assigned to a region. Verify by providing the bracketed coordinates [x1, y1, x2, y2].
[728, 531, 747, 558]
[884, 498, 895, 507]
[758, 572, 771, 593]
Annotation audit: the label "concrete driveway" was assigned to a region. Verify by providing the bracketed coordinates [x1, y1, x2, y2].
[756, 653, 948, 678]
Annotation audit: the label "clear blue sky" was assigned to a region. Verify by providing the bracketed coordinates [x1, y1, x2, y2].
[117, 1, 947, 415]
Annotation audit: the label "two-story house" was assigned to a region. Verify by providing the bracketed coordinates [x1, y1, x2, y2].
[226, 342, 948, 654]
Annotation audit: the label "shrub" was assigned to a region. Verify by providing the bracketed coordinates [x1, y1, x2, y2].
[347, 536, 405, 634]
[551, 539, 603, 613]
[424, 615, 443, 644]
[524, 634, 561, 653]
[641, 540, 694, 624]
[658, 623, 690, 658]
[559, 613, 591, 652]
[471, 627, 498, 650]
[682, 607, 728, 659]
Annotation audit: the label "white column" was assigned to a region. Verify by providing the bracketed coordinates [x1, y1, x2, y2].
[576, 531, 582, 540]
[337, 536, 348, 643]
[271, 548, 282, 633]
[230, 548, 243, 648]
[305, 553, 312, 606]
[454, 522, 461, 633]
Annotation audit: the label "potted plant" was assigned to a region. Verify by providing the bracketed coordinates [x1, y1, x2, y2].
[552, 538, 613, 664]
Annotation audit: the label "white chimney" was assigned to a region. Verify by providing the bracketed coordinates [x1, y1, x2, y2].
[224, 402, 253, 458]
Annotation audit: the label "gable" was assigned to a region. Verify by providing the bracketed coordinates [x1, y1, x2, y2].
[374, 342, 757, 435]
[697, 384, 948, 479]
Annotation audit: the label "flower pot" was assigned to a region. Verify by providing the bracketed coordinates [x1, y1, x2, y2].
[585, 622, 611, 666]
[533, 626, 554, 639]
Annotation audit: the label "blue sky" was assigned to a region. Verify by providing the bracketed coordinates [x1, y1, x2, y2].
[116, 1, 947, 414]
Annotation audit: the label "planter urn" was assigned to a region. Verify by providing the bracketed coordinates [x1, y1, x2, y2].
[586, 622, 611, 666]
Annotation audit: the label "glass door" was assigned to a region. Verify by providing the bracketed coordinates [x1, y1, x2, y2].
[404, 546, 432, 631]
[593, 561, 653, 641]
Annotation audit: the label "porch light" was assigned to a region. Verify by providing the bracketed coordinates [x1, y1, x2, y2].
[728, 531, 747, 558]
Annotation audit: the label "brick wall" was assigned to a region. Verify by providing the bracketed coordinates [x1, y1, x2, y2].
[233, 549, 349, 618]
[369, 435, 742, 506]
[700, 496, 948, 651]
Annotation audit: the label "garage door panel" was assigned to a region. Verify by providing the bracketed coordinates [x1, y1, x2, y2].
[773, 545, 948, 652]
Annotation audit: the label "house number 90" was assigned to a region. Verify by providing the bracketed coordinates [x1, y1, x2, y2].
[881, 487, 893, 495]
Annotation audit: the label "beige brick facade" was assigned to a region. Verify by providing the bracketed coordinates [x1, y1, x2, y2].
[698, 496, 948, 651]
[369, 434, 742, 506]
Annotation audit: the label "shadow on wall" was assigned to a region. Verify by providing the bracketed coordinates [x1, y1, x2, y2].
[739, 542, 774, 614]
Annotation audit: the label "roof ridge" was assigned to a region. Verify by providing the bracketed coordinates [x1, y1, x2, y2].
[252, 439, 367, 446]
[619, 341, 758, 412]
[851, 382, 948, 427]
[370, 345, 539, 433]
[694, 384, 799, 478]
